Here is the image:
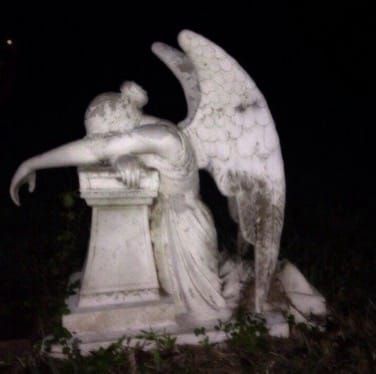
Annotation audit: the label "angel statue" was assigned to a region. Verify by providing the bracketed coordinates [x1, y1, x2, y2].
[10, 31, 325, 335]
[10, 80, 232, 325]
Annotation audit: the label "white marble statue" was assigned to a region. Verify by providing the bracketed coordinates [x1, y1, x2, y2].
[10, 31, 326, 350]
[10, 79, 231, 327]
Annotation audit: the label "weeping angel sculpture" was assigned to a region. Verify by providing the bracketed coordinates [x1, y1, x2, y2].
[11, 31, 324, 337]
[10, 80, 231, 325]
[151, 30, 285, 313]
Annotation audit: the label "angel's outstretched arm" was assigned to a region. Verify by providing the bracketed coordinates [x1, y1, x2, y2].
[10, 128, 175, 206]
[10, 139, 99, 205]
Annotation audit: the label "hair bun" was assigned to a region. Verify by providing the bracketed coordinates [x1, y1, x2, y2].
[120, 81, 148, 108]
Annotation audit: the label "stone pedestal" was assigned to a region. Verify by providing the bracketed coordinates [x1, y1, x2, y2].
[77, 166, 160, 308]
[62, 166, 177, 341]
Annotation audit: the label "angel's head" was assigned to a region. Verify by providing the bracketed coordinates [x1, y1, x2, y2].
[84, 82, 148, 136]
[120, 81, 148, 109]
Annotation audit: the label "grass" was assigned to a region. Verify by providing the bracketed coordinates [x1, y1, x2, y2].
[0, 184, 375, 373]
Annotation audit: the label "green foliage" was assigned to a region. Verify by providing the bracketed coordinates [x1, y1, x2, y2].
[137, 330, 177, 353]
[61, 338, 130, 373]
[61, 191, 76, 209]
[218, 313, 268, 355]
[133, 330, 178, 371]
[194, 327, 211, 348]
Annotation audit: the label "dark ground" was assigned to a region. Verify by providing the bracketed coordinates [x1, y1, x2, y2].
[0, 3, 375, 372]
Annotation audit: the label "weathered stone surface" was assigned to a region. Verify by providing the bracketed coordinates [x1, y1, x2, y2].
[64, 294, 176, 339]
[77, 167, 160, 309]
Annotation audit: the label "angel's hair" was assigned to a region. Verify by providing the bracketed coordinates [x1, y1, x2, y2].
[84, 82, 148, 136]
[120, 81, 148, 109]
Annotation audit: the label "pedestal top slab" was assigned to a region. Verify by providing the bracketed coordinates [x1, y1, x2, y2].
[78, 166, 159, 204]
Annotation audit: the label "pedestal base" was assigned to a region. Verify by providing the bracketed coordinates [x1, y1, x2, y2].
[49, 306, 289, 358]
[63, 295, 177, 341]
[48, 327, 229, 358]
[49, 320, 289, 358]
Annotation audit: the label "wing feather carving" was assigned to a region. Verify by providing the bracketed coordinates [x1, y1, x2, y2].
[152, 30, 285, 313]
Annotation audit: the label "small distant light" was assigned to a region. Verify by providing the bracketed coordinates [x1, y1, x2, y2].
[6, 39, 13, 46]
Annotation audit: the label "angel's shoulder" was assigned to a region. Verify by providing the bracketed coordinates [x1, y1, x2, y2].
[134, 122, 179, 139]
[133, 122, 182, 150]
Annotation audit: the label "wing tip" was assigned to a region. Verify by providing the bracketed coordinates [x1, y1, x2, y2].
[178, 29, 196, 47]
[151, 42, 166, 56]
[153, 30, 201, 53]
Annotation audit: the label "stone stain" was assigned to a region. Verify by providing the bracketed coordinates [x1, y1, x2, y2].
[178, 61, 194, 73]
[231, 176, 285, 312]
[235, 102, 251, 113]
[250, 99, 262, 110]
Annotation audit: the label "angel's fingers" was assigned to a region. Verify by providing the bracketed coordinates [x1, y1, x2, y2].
[128, 172, 134, 188]
[125, 169, 131, 187]
[133, 166, 142, 188]
[130, 171, 137, 189]
[10, 185, 20, 206]
[135, 169, 141, 188]
[28, 173, 36, 193]
[119, 168, 127, 184]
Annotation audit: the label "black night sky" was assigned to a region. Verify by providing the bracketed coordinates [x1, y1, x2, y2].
[0, 3, 375, 359]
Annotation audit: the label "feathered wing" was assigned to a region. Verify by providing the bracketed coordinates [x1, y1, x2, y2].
[151, 42, 201, 129]
[152, 30, 285, 313]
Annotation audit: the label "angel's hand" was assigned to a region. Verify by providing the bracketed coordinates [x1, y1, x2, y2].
[113, 155, 143, 189]
[10, 161, 37, 206]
